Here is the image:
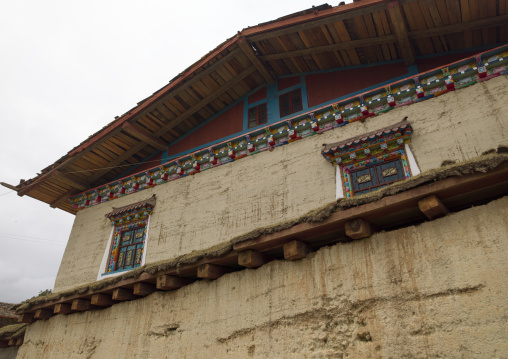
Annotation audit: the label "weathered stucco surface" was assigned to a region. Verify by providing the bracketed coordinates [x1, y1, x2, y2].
[53, 75, 508, 293]
[19, 196, 508, 358]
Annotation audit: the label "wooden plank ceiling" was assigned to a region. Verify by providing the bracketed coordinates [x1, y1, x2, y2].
[3, 0, 507, 214]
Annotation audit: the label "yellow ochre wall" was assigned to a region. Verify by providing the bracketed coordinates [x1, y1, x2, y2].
[53, 75, 508, 293]
[18, 196, 508, 358]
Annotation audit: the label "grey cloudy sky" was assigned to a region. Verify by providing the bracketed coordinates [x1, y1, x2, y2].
[0, 0, 351, 304]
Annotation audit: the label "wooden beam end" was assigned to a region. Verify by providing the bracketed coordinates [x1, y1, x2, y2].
[345, 218, 376, 239]
[238, 250, 268, 268]
[17, 313, 35, 324]
[156, 275, 193, 290]
[112, 288, 135, 301]
[71, 299, 91, 312]
[53, 303, 72, 315]
[418, 195, 449, 220]
[197, 264, 229, 280]
[34, 308, 53, 320]
[133, 282, 156, 297]
[283, 240, 311, 261]
[91, 293, 115, 307]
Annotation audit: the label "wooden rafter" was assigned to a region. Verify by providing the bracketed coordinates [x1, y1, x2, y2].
[12, 49, 244, 198]
[409, 15, 508, 40]
[245, 1, 388, 42]
[52, 170, 89, 191]
[237, 37, 274, 84]
[49, 189, 79, 209]
[386, 0, 415, 65]
[153, 67, 255, 138]
[259, 34, 398, 61]
[121, 122, 167, 151]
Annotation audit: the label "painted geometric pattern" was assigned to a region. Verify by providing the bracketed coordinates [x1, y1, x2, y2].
[342, 149, 411, 198]
[106, 218, 148, 274]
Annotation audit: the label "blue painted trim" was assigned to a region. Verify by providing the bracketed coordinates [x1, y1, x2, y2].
[277, 83, 303, 95]
[247, 98, 268, 108]
[266, 81, 279, 125]
[300, 74, 309, 111]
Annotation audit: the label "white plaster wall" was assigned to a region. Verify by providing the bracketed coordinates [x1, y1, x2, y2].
[53, 75, 508, 293]
[19, 197, 508, 358]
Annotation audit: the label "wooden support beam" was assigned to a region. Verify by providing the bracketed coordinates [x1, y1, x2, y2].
[345, 218, 376, 239]
[197, 264, 229, 280]
[0, 182, 18, 191]
[112, 288, 135, 301]
[156, 275, 194, 290]
[0, 340, 9, 348]
[418, 195, 449, 220]
[50, 189, 79, 209]
[90, 293, 115, 307]
[52, 170, 89, 191]
[17, 313, 34, 323]
[8, 339, 15, 346]
[409, 15, 508, 40]
[387, 0, 415, 65]
[53, 303, 72, 315]
[283, 240, 311, 261]
[153, 67, 255, 138]
[237, 37, 274, 84]
[15, 337, 24, 346]
[34, 308, 53, 320]
[260, 35, 398, 61]
[133, 282, 156, 297]
[121, 122, 168, 152]
[71, 299, 91, 312]
[238, 250, 269, 268]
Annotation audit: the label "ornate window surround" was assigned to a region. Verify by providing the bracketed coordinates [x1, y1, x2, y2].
[97, 195, 156, 280]
[321, 120, 420, 198]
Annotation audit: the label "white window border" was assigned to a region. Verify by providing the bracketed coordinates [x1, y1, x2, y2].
[97, 216, 151, 280]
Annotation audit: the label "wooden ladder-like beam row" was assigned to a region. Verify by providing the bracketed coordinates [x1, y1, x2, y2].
[17, 162, 508, 320]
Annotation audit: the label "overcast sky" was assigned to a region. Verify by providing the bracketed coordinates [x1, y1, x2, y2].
[0, 0, 354, 304]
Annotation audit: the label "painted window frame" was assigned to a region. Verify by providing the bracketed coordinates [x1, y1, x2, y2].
[279, 88, 303, 118]
[247, 103, 268, 128]
[98, 196, 155, 279]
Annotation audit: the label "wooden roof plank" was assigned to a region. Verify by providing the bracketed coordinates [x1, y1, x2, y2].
[371, 11, 393, 60]
[246, 1, 388, 42]
[276, 35, 306, 72]
[351, 16, 379, 62]
[387, 0, 415, 65]
[378, 9, 399, 59]
[406, 2, 436, 55]
[333, 20, 361, 64]
[324, 23, 351, 66]
[237, 37, 274, 84]
[297, 29, 326, 70]
[362, 13, 386, 61]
